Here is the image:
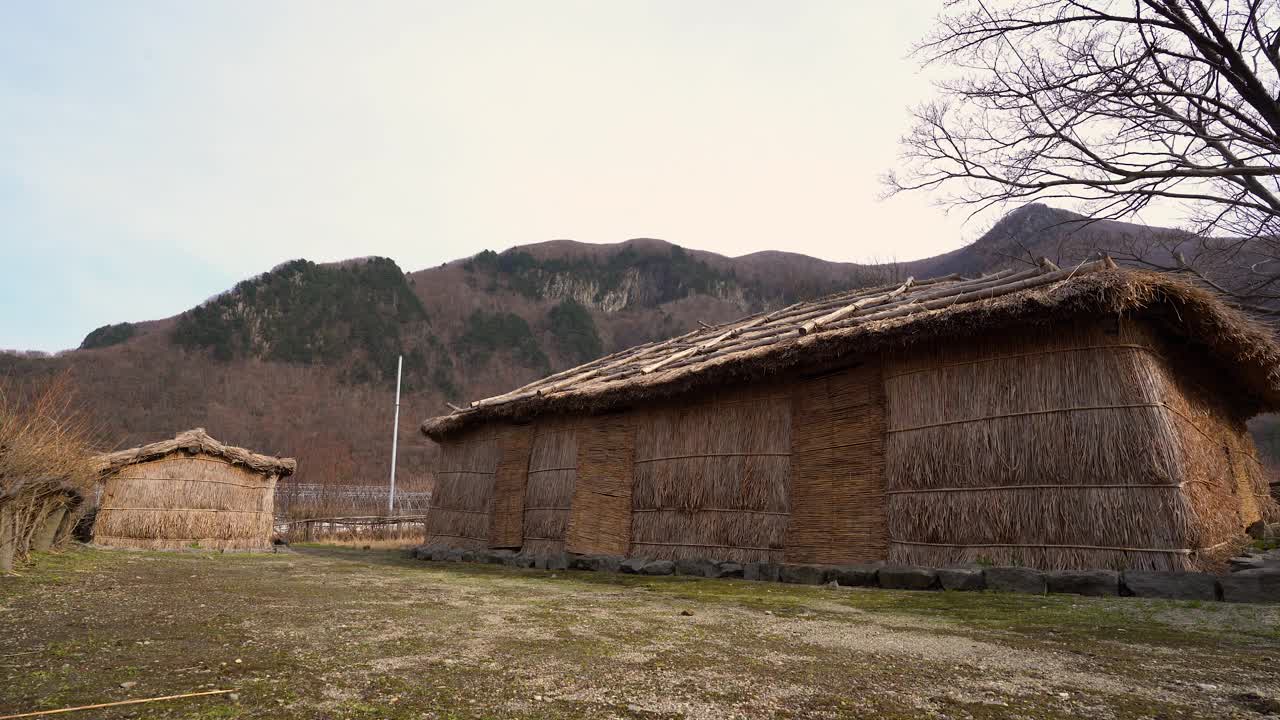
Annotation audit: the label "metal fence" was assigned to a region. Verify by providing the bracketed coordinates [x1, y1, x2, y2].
[274, 483, 433, 519]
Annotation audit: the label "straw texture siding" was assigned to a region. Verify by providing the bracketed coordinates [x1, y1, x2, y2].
[884, 319, 1238, 572]
[425, 429, 501, 550]
[566, 416, 635, 556]
[522, 420, 578, 555]
[488, 428, 532, 548]
[94, 453, 277, 551]
[786, 363, 887, 564]
[1152, 333, 1279, 557]
[630, 387, 790, 563]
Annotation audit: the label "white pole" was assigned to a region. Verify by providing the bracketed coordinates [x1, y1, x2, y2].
[388, 354, 402, 515]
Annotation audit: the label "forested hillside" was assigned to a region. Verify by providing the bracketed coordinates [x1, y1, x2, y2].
[3, 204, 1276, 490]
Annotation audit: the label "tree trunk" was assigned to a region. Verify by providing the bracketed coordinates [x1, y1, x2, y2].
[32, 506, 66, 553]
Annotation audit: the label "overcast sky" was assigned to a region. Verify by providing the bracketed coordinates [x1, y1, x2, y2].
[3, 1, 994, 352]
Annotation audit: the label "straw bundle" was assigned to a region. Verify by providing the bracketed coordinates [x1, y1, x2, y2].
[1152, 331, 1279, 557]
[566, 415, 634, 555]
[425, 429, 501, 549]
[488, 427, 532, 548]
[522, 419, 578, 555]
[884, 319, 1252, 572]
[786, 363, 887, 564]
[630, 386, 790, 563]
[94, 452, 279, 551]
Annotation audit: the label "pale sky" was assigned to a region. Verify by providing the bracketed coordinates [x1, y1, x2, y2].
[2, 1, 988, 352]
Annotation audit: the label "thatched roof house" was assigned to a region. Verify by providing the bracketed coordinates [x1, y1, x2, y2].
[422, 260, 1280, 571]
[93, 429, 296, 551]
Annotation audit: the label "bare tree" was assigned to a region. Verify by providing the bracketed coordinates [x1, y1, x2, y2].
[885, 0, 1280, 313]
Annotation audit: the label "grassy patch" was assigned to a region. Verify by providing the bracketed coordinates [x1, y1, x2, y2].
[2, 546, 1277, 719]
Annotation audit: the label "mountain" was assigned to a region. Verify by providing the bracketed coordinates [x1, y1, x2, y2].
[2, 203, 1272, 491]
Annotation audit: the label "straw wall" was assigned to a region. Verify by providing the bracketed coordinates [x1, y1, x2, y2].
[1150, 332, 1279, 561]
[523, 419, 578, 556]
[884, 318, 1238, 572]
[566, 415, 635, 556]
[425, 428, 502, 550]
[94, 453, 276, 551]
[786, 362, 887, 564]
[489, 427, 532, 548]
[630, 385, 791, 563]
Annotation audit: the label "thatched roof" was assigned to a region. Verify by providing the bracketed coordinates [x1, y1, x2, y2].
[95, 428, 297, 477]
[422, 259, 1280, 440]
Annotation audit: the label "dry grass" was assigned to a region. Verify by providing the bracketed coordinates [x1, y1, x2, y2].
[4, 545, 1280, 719]
[0, 373, 97, 569]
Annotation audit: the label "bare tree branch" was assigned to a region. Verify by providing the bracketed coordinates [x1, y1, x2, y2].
[887, 0, 1280, 314]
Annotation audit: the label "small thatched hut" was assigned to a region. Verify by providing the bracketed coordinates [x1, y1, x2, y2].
[422, 261, 1280, 572]
[93, 429, 295, 551]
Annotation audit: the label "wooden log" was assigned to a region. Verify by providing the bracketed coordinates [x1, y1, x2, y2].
[799, 277, 914, 335]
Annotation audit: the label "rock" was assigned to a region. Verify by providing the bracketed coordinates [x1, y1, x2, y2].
[429, 546, 451, 562]
[620, 557, 649, 574]
[227, 692, 240, 702]
[779, 564, 828, 585]
[743, 562, 780, 582]
[1120, 571, 1217, 601]
[444, 549, 465, 563]
[984, 567, 1046, 594]
[1219, 568, 1280, 604]
[545, 552, 569, 571]
[459, 550, 477, 563]
[829, 563, 881, 587]
[679, 609, 693, 616]
[120, 681, 138, 689]
[487, 549, 515, 564]
[714, 562, 744, 579]
[588, 555, 623, 573]
[569, 554, 594, 571]
[675, 558, 718, 577]
[1230, 556, 1268, 572]
[640, 560, 675, 576]
[937, 567, 985, 591]
[511, 553, 536, 569]
[1046, 569, 1120, 597]
[1248, 520, 1267, 539]
[878, 565, 938, 591]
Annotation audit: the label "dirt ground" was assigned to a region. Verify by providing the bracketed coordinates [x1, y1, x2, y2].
[1, 545, 1278, 719]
